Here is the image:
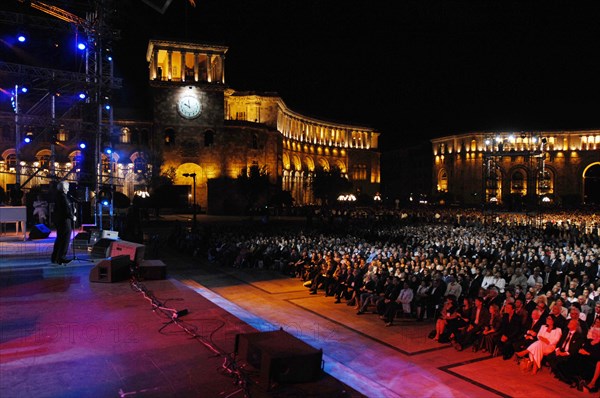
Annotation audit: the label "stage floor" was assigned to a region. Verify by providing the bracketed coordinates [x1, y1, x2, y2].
[0, 232, 590, 398]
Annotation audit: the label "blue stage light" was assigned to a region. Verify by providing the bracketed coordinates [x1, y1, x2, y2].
[20, 86, 28, 93]
[24, 136, 31, 143]
[104, 147, 112, 155]
[78, 92, 87, 100]
[18, 35, 26, 43]
[79, 142, 87, 149]
[77, 42, 86, 51]
[104, 104, 111, 110]
[107, 56, 112, 61]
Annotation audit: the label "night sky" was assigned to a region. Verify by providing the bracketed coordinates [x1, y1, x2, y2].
[3, 0, 600, 150]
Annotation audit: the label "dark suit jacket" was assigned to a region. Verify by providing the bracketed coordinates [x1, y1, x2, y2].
[555, 330, 586, 355]
[469, 306, 490, 332]
[500, 312, 523, 340]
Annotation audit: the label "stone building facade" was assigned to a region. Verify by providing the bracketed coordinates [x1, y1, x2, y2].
[430, 131, 600, 207]
[0, 39, 380, 214]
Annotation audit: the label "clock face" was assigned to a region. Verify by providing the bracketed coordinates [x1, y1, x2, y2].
[177, 95, 201, 119]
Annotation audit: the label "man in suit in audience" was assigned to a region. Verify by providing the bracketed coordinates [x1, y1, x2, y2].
[497, 302, 523, 359]
[547, 318, 586, 381]
[456, 296, 490, 350]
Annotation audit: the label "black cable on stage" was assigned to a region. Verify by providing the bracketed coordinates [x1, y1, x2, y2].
[129, 276, 254, 398]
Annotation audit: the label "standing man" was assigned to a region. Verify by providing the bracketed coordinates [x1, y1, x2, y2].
[51, 181, 75, 265]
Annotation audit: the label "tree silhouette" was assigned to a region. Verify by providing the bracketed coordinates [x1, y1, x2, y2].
[311, 166, 352, 206]
[237, 164, 270, 213]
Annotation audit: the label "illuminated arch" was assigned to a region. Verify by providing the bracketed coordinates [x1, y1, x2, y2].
[583, 162, 600, 205]
[508, 166, 528, 196]
[282, 153, 291, 170]
[175, 162, 203, 185]
[1, 148, 16, 160]
[35, 149, 52, 169]
[437, 168, 448, 192]
[537, 166, 555, 196]
[335, 160, 347, 174]
[304, 156, 315, 172]
[317, 158, 329, 171]
[292, 155, 302, 171]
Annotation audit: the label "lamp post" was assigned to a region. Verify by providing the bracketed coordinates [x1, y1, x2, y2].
[183, 172, 197, 230]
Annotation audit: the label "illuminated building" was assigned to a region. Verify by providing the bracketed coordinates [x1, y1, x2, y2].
[430, 131, 600, 207]
[0, 38, 380, 214]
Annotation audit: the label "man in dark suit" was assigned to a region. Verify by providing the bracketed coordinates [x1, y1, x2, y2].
[51, 180, 75, 265]
[427, 278, 446, 320]
[547, 318, 586, 381]
[456, 296, 490, 350]
[497, 302, 523, 359]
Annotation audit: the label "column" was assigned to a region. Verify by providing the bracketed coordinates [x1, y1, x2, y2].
[180, 51, 186, 82]
[207, 54, 212, 83]
[151, 48, 158, 80]
[167, 50, 173, 80]
[220, 54, 225, 84]
[194, 52, 199, 82]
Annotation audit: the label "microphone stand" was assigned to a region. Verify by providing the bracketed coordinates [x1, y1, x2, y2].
[68, 194, 93, 264]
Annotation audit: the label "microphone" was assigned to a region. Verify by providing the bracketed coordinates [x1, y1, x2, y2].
[67, 193, 81, 203]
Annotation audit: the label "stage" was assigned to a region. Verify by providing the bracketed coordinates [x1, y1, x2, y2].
[0, 229, 589, 397]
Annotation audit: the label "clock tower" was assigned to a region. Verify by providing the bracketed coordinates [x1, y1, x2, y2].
[146, 39, 229, 209]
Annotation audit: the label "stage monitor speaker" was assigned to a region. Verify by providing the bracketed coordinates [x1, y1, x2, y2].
[138, 259, 167, 280]
[29, 224, 51, 240]
[91, 238, 115, 258]
[235, 329, 322, 389]
[73, 232, 90, 249]
[89, 255, 132, 283]
[110, 240, 145, 265]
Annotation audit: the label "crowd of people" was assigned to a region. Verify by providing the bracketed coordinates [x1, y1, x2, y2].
[186, 207, 600, 392]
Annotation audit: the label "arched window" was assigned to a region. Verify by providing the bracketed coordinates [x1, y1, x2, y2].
[120, 127, 131, 144]
[537, 169, 554, 195]
[134, 157, 147, 174]
[7, 153, 16, 170]
[437, 169, 448, 192]
[131, 129, 140, 144]
[204, 130, 214, 147]
[511, 170, 526, 195]
[164, 128, 175, 146]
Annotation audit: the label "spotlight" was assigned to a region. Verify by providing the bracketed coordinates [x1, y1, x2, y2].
[104, 104, 111, 110]
[77, 42, 86, 51]
[98, 189, 112, 206]
[78, 92, 87, 100]
[79, 141, 87, 150]
[107, 56, 112, 61]
[104, 147, 112, 155]
[20, 86, 28, 94]
[24, 131, 34, 144]
[18, 35, 26, 43]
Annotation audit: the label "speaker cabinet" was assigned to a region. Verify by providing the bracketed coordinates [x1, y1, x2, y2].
[29, 224, 51, 240]
[73, 232, 90, 249]
[89, 255, 132, 283]
[91, 238, 115, 258]
[235, 329, 322, 389]
[110, 240, 145, 265]
[138, 259, 167, 280]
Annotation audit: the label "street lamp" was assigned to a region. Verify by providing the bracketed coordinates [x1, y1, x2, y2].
[183, 172, 197, 230]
